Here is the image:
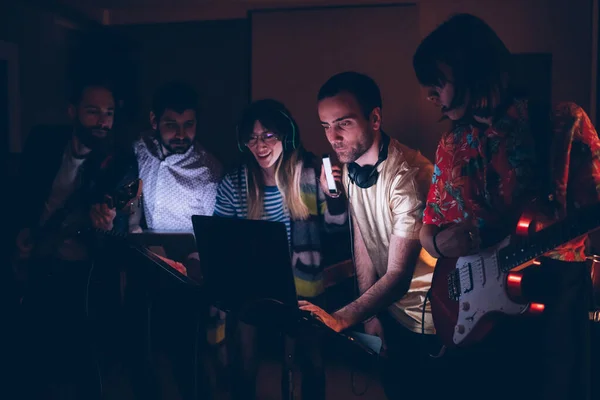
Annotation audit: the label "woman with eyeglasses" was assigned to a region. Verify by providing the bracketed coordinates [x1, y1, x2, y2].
[212, 98, 347, 400]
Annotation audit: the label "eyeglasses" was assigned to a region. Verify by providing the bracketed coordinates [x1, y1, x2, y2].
[245, 132, 280, 147]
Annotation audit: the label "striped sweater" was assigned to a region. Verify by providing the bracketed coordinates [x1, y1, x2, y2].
[213, 156, 348, 299]
[215, 180, 291, 242]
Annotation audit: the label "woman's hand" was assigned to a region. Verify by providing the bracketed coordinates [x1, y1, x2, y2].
[433, 222, 481, 258]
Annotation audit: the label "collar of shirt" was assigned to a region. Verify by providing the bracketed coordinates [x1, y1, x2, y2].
[134, 137, 221, 231]
[162, 145, 195, 165]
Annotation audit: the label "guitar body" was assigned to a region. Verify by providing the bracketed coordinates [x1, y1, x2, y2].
[430, 200, 600, 347]
[12, 178, 142, 287]
[33, 179, 142, 259]
[430, 237, 531, 348]
[31, 208, 88, 261]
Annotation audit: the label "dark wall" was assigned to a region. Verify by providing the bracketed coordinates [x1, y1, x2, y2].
[110, 19, 249, 170]
[0, 2, 73, 150]
[251, 5, 423, 157]
[0, 60, 7, 156]
[512, 53, 553, 103]
[65, 26, 139, 151]
[0, 8, 249, 178]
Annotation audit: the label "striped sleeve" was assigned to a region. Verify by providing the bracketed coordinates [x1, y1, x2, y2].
[213, 173, 240, 218]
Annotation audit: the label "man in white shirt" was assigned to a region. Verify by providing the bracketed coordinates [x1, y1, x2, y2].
[131, 81, 222, 232]
[300, 71, 439, 400]
[129, 81, 222, 400]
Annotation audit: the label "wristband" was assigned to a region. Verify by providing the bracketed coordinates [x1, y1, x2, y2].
[433, 233, 446, 258]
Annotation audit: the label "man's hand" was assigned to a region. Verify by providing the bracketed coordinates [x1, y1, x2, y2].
[15, 228, 34, 260]
[319, 162, 343, 198]
[298, 300, 350, 332]
[433, 221, 481, 257]
[364, 317, 387, 351]
[90, 203, 117, 231]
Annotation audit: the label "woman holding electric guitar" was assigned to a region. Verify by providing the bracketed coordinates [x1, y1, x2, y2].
[414, 14, 595, 400]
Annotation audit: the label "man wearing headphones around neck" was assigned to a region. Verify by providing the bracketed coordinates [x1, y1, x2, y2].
[299, 71, 439, 399]
[128, 81, 221, 400]
[130, 81, 223, 234]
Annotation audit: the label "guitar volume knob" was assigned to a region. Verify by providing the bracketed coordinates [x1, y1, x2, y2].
[462, 302, 470, 311]
[455, 324, 465, 334]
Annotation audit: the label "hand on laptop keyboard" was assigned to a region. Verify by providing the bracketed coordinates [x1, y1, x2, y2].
[298, 300, 349, 333]
[298, 309, 332, 331]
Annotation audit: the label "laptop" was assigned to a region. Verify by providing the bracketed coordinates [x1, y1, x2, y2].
[191, 215, 382, 359]
[191, 215, 297, 313]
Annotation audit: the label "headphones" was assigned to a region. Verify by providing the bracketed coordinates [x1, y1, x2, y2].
[347, 132, 390, 189]
[236, 109, 299, 153]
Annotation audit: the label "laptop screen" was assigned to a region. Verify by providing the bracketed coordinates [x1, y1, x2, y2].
[192, 215, 298, 313]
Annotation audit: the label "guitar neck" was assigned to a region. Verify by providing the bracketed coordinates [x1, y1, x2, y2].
[92, 227, 129, 240]
[499, 203, 600, 271]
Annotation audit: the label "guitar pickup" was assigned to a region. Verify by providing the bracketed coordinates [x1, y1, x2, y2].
[460, 263, 474, 294]
[475, 257, 486, 287]
[447, 269, 461, 301]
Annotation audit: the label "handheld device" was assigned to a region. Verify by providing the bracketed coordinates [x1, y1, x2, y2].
[322, 154, 339, 196]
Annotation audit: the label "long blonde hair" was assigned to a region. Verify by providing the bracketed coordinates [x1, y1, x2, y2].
[237, 99, 309, 221]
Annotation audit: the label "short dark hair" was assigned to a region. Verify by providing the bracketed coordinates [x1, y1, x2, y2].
[317, 71, 382, 119]
[151, 81, 199, 121]
[413, 13, 514, 117]
[69, 77, 116, 106]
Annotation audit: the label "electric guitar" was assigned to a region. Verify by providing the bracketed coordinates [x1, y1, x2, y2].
[32, 178, 142, 259]
[13, 178, 142, 285]
[430, 202, 600, 348]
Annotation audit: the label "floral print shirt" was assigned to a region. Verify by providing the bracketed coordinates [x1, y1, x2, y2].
[423, 99, 600, 261]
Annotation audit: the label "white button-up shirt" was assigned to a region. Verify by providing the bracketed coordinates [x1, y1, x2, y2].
[134, 137, 222, 231]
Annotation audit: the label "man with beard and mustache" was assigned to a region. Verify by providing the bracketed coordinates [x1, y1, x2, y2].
[127, 81, 222, 400]
[299, 71, 440, 399]
[15, 81, 122, 256]
[130, 81, 222, 232]
[13, 78, 137, 399]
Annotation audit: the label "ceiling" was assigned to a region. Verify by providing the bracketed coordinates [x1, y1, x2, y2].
[58, 0, 339, 7]
[54, 0, 410, 25]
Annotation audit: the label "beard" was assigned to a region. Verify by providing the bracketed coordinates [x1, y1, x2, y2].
[163, 137, 193, 154]
[333, 131, 374, 164]
[74, 123, 113, 154]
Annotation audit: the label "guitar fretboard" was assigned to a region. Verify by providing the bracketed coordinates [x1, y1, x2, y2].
[498, 203, 600, 271]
